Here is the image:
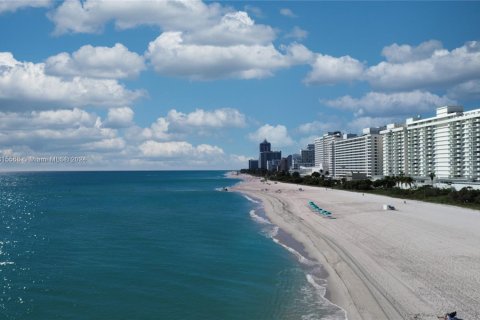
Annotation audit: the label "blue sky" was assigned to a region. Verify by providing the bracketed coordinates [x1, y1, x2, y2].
[0, 0, 479, 170]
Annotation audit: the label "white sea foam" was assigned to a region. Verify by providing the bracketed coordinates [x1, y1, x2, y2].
[249, 210, 271, 225]
[264, 225, 279, 239]
[224, 171, 236, 178]
[0, 262, 14, 266]
[271, 236, 347, 319]
[306, 274, 327, 296]
[244, 196, 345, 318]
[243, 195, 260, 204]
[250, 210, 279, 238]
[305, 275, 348, 320]
[272, 237, 317, 266]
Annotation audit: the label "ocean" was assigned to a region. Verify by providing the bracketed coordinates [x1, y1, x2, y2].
[0, 171, 344, 320]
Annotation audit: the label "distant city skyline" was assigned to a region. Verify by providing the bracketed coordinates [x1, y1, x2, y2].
[0, 1, 479, 170]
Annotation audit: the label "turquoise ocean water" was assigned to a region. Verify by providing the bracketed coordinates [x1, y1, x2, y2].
[0, 171, 345, 320]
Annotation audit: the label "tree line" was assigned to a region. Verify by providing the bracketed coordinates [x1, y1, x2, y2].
[239, 169, 480, 209]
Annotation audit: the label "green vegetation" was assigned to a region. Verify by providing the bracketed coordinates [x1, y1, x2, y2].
[239, 169, 480, 210]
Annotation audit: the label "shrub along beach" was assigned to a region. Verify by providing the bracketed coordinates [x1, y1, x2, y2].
[240, 169, 480, 210]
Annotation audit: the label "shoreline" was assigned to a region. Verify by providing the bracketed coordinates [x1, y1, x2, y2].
[247, 200, 345, 318]
[229, 173, 480, 320]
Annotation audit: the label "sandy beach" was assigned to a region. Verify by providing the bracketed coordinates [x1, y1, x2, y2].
[231, 174, 480, 320]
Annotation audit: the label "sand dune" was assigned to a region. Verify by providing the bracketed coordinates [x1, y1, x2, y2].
[231, 174, 480, 320]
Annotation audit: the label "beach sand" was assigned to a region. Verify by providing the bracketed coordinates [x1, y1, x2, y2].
[231, 174, 480, 320]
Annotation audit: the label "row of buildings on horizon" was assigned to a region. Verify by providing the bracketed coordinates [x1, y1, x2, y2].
[247, 105, 480, 184]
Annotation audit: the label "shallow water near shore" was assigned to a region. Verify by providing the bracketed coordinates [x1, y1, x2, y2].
[245, 196, 346, 320]
[1, 171, 344, 320]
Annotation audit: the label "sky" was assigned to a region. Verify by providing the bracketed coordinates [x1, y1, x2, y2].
[0, 0, 479, 170]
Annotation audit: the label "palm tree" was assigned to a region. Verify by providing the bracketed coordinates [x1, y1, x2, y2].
[429, 172, 436, 185]
[397, 172, 405, 188]
[405, 176, 414, 189]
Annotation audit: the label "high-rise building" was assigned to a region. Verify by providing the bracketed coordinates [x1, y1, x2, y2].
[262, 151, 281, 171]
[248, 159, 259, 170]
[287, 154, 301, 170]
[381, 106, 480, 180]
[381, 124, 408, 176]
[259, 139, 271, 152]
[258, 139, 281, 170]
[279, 158, 289, 172]
[314, 132, 342, 175]
[300, 144, 315, 167]
[334, 128, 384, 178]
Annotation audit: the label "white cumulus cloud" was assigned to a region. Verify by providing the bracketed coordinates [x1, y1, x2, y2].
[33, 108, 100, 128]
[0, 52, 143, 111]
[285, 26, 308, 40]
[323, 90, 455, 117]
[230, 154, 250, 163]
[303, 40, 480, 103]
[48, 1, 312, 81]
[48, 0, 222, 35]
[304, 53, 365, 85]
[0, 124, 118, 152]
[141, 118, 171, 141]
[81, 138, 126, 151]
[104, 107, 134, 128]
[248, 124, 294, 147]
[366, 40, 480, 91]
[447, 80, 480, 101]
[184, 11, 275, 46]
[0, 108, 100, 130]
[146, 31, 312, 80]
[166, 108, 246, 129]
[381, 40, 443, 63]
[141, 108, 246, 140]
[49, 1, 275, 48]
[0, 0, 51, 13]
[0, 105, 252, 170]
[139, 140, 223, 158]
[45, 43, 145, 79]
[297, 120, 338, 135]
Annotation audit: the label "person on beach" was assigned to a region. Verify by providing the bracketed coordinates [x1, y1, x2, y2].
[443, 311, 460, 320]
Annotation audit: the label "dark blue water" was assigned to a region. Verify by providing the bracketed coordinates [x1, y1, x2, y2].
[0, 171, 344, 319]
